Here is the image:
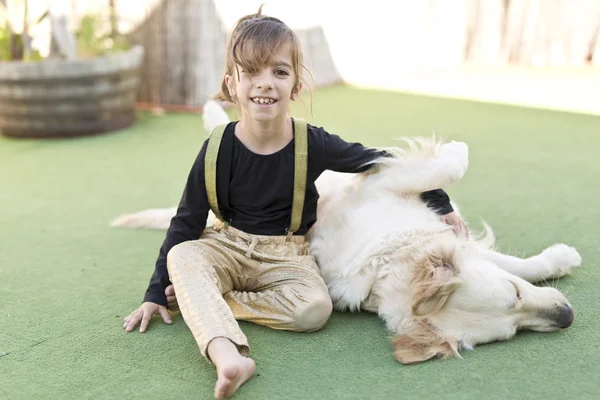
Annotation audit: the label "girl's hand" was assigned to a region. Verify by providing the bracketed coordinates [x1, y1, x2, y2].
[441, 211, 469, 239]
[165, 284, 179, 311]
[123, 302, 172, 333]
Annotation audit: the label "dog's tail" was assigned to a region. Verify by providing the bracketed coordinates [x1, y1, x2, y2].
[203, 100, 231, 133]
[472, 220, 496, 250]
[110, 208, 218, 230]
[110, 207, 178, 230]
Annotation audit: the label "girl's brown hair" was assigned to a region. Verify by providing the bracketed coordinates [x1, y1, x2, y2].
[214, 5, 313, 103]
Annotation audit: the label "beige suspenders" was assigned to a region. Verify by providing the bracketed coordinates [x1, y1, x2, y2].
[204, 118, 308, 237]
[288, 118, 308, 236]
[204, 123, 227, 225]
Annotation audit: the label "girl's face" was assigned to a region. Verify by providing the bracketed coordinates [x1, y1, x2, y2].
[226, 43, 300, 124]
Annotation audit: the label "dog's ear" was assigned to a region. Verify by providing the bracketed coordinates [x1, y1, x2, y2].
[412, 276, 461, 316]
[411, 250, 462, 317]
[392, 322, 458, 364]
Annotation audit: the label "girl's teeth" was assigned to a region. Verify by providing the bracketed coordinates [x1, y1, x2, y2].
[253, 98, 274, 104]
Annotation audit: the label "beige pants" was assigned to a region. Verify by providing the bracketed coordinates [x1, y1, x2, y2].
[166, 220, 333, 360]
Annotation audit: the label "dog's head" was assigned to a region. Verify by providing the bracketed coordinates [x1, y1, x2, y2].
[392, 246, 573, 365]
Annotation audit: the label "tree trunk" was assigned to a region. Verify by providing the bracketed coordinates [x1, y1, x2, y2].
[49, 8, 76, 60]
[22, 0, 31, 59]
[109, 0, 118, 39]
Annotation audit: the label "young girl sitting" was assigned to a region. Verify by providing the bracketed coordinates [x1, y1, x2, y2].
[123, 7, 466, 399]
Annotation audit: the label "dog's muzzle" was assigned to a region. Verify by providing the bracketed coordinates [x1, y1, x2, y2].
[536, 303, 574, 329]
[555, 304, 574, 329]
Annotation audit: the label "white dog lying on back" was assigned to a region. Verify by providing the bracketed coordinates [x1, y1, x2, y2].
[112, 101, 581, 364]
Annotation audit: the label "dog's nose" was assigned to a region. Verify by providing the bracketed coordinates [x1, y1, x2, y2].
[557, 304, 574, 329]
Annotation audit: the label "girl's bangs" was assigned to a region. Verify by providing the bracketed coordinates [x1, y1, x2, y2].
[232, 25, 299, 73]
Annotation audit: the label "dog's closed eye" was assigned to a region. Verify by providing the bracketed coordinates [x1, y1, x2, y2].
[509, 281, 522, 301]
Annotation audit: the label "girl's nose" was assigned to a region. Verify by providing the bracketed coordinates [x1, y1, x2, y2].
[256, 81, 273, 90]
[255, 72, 274, 90]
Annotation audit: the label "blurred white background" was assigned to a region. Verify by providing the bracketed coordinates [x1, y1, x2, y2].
[3, 0, 599, 114]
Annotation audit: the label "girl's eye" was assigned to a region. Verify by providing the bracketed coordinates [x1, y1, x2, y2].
[275, 69, 289, 76]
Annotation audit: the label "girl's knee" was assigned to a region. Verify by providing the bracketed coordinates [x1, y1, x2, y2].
[166, 240, 209, 274]
[292, 291, 333, 332]
[166, 241, 194, 267]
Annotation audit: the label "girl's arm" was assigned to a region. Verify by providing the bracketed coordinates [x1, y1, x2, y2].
[143, 141, 211, 306]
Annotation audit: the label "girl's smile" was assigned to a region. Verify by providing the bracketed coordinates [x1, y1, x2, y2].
[250, 97, 278, 106]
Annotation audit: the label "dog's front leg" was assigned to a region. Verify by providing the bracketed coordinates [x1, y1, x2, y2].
[479, 245, 582, 282]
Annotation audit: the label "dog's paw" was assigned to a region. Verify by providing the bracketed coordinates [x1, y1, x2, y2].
[440, 141, 468, 158]
[541, 243, 582, 277]
[439, 141, 469, 180]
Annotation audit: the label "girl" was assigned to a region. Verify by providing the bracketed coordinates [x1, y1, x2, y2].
[123, 7, 466, 399]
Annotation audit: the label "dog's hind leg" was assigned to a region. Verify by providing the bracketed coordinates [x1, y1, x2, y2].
[479, 245, 582, 282]
[368, 141, 470, 194]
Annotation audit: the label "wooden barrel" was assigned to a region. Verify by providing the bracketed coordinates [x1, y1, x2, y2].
[0, 45, 144, 138]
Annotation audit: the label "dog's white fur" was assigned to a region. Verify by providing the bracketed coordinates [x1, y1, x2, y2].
[112, 101, 581, 364]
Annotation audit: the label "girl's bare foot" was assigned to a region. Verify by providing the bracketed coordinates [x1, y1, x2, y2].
[214, 357, 256, 398]
[208, 337, 256, 399]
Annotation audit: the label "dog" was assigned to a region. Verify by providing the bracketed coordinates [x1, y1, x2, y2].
[112, 101, 581, 364]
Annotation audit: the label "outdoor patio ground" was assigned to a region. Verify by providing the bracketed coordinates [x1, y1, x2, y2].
[1, 85, 599, 399]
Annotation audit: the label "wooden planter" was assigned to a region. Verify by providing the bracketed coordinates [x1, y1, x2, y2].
[0, 45, 144, 138]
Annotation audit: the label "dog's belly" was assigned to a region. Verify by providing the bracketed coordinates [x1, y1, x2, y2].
[308, 183, 445, 310]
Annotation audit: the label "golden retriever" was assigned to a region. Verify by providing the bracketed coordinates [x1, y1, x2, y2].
[112, 101, 581, 364]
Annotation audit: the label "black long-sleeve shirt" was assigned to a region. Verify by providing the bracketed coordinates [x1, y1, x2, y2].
[144, 121, 453, 305]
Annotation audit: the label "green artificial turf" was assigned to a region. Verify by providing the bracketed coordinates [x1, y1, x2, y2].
[1, 85, 599, 399]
